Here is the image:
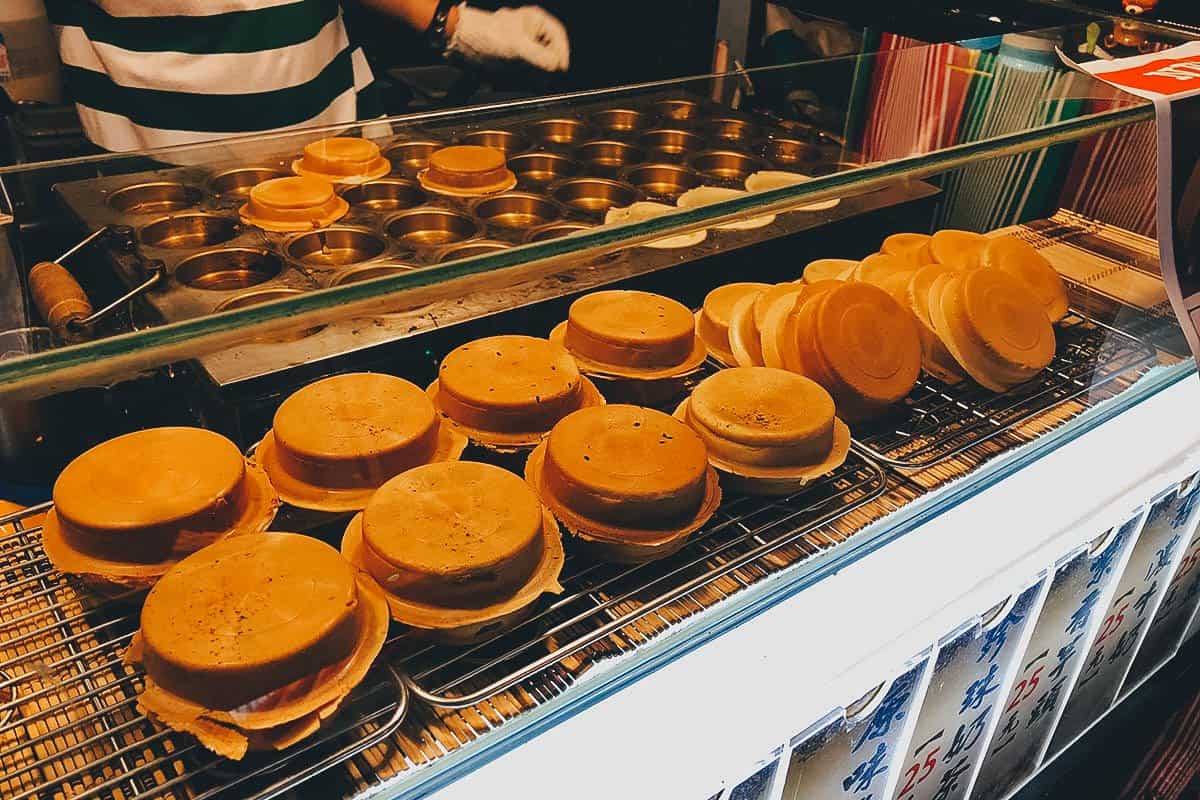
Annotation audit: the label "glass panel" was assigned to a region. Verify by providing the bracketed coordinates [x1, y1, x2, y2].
[0, 27, 1161, 399]
[0, 21, 1196, 800]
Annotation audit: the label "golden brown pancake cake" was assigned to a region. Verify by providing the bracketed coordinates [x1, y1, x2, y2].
[930, 229, 987, 269]
[882, 232, 936, 266]
[798, 282, 922, 420]
[802, 258, 857, 283]
[696, 282, 772, 365]
[131, 532, 388, 759]
[342, 461, 564, 641]
[906, 264, 966, 384]
[981, 234, 1070, 323]
[292, 137, 390, 184]
[525, 404, 721, 562]
[428, 335, 603, 450]
[43, 427, 278, 592]
[551, 290, 707, 378]
[678, 367, 850, 494]
[930, 268, 1056, 391]
[419, 145, 516, 195]
[257, 372, 466, 512]
[239, 175, 348, 232]
[853, 252, 913, 286]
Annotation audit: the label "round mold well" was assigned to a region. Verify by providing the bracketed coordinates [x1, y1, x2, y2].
[174, 247, 283, 291]
[107, 182, 202, 215]
[140, 213, 239, 249]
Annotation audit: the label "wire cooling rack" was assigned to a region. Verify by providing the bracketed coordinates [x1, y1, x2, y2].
[0, 504, 408, 800]
[850, 306, 1160, 470]
[392, 452, 887, 708]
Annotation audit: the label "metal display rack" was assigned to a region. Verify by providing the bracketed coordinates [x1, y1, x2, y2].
[0, 451, 886, 798]
[851, 298, 1160, 470]
[0, 506, 409, 800]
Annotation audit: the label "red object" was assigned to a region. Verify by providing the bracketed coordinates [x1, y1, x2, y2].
[1123, 0, 1160, 14]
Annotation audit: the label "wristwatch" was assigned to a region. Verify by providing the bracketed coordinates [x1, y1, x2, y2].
[425, 0, 457, 51]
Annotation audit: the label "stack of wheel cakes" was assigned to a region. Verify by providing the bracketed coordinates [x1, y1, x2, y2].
[128, 532, 388, 759]
[342, 461, 564, 643]
[711, 277, 923, 422]
[696, 282, 771, 366]
[873, 229, 1067, 391]
[550, 289, 708, 404]
[42, 427, 279, 593]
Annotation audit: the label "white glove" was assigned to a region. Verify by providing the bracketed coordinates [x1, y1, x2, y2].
[449, 5, 570, 72]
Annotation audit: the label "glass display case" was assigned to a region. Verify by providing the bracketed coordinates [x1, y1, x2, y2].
[0, 19, 1195, 800]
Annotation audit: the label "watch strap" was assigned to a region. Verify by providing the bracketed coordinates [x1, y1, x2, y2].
[425, 0, 457, 51]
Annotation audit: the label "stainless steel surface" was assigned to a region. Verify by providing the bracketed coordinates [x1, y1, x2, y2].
[341, 179, 424, 212]
[330, 264, 416, 285]
[551, 178, 639, 216]
[688, 149, 767, 182]
[624, 163, 703, 201]
[398, 450, 888, 708]
[590, 108, 653, 135]
[526, 221, 596, 242]
[139, 213, 238, 249]
[652, 98, 703, 122]
[764, 137, 821, 167]
[509, 152, 578, 186]
[174, 248, 282, 290]
[50, 91, 932, 389]
[208, 167, 289, 198]
[455, 129, 529, 154]
[383, 140, 442, 176]
[287, 228, 387, 266]
[471, 193, 561, 229]
[0, 503, 410, 800]
[56, 167, 937, 388]
[527, 118, 591, 146]
[215, 288, 324, 341]
[435, 240, 512, 263]
[707, 116, 758, 144]
[385, 208, 480, 246]
[640, 128, 705, 157]
[576, 140, 645, 170]
[107, 183, 202, 215]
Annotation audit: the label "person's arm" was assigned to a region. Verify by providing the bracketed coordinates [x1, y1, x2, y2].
[355, 0, 569, 72]
[354, 0, 459, 37]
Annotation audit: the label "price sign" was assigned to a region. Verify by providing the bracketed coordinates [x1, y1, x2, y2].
[780, 653, 932, 800]
[722, 745, 787, 800]
[1049, 493, 1184, 754]
[970, 515, 1140, 800]
[1125, 474, 1200, 689]
[889, 578, 1045, 800]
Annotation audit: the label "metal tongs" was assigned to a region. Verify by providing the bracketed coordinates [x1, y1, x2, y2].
[28, 225, 164, 343]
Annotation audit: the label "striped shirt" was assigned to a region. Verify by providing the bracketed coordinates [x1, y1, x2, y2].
[46, 0, 377, 152]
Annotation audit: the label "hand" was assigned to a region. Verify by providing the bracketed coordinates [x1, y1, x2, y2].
[449, 5, 570, 72]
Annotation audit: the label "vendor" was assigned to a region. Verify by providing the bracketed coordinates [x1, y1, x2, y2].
[48, 1, 570, 152]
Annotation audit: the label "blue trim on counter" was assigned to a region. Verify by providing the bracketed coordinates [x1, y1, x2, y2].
[374, 362, 1195, 800]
